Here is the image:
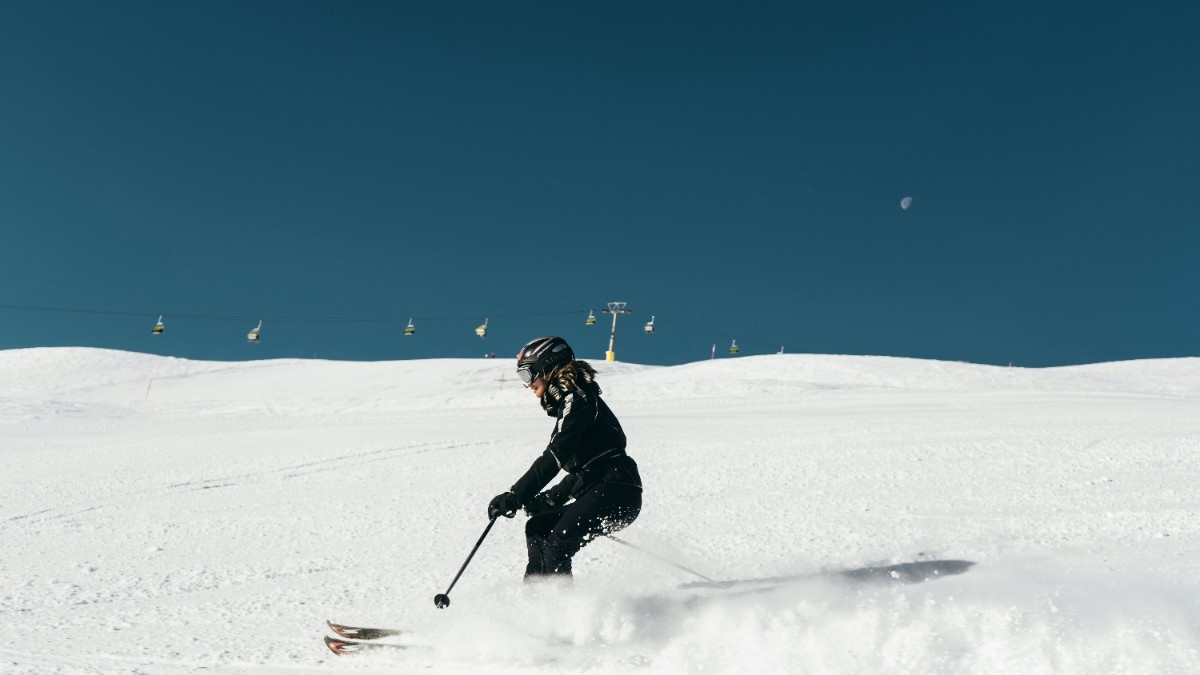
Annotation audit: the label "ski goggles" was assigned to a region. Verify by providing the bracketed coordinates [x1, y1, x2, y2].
[517, 365, 537, 386]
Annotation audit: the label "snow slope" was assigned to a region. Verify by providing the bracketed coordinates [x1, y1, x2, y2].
[2, 348, 1199, 674]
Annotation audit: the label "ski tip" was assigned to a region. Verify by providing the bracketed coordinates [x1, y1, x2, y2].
[324, 634, 413, 656]
[326, 619, 405, 640]
[324, 635, 354, 655]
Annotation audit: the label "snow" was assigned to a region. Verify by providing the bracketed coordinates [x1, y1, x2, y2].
[2, 347, 1199, 674]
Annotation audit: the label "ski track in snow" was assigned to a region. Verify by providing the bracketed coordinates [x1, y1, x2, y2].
[1, 347, 1199, 674]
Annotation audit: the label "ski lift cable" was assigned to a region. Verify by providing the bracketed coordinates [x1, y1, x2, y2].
[0, 302, 587, 324]
[0, 302, 789, 351]
[651, 316, 785, 351]
[412, 310, 582, 322]
[0, 303, 153, 318]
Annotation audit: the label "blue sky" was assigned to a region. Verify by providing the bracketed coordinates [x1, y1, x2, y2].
[1, 1, 1197, 366]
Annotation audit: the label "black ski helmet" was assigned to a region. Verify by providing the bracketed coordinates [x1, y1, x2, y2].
[516, 336, 574, 384]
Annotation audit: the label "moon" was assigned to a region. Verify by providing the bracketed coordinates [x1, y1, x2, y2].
[900, 196, 913, 210]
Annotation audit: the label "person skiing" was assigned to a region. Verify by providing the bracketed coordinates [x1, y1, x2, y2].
[488, 336, 642, 579]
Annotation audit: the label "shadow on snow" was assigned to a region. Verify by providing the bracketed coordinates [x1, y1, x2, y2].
[679, 559, 976, 591]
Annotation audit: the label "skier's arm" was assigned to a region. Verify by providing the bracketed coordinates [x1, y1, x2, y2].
[511, 449, 559, 505]
[546, 474, 583, 503]
[520, 473, 583, 516]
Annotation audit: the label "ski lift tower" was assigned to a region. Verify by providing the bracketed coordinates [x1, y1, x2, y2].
[602, 301, 632, 362]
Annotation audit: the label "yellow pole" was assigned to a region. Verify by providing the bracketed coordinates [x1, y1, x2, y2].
[602, 302, 630, 362]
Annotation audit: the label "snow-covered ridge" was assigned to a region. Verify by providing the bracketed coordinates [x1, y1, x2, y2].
[2, 347, 1197, 404]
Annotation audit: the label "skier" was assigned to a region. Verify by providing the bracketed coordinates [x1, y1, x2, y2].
[488, 336, 642, 579]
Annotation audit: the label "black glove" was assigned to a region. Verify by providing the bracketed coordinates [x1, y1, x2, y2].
[523, 492, 557, 516]
[488, 491, 520, 520]
[546, 476, 580, 505]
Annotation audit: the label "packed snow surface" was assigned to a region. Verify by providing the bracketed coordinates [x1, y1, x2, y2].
[3, 347, 1199, 674]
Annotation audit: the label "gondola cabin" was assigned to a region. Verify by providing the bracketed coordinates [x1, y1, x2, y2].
[475, 318, 488, 339]
[152, 315, 165, 335]
[404, 318, 416, 336]
[644, 315, 655, 334]
[248, 320, 262, 344]
[729, 339, 739, 354]
[586, 310, 597, 326]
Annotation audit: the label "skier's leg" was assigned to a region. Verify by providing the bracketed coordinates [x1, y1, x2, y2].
[542, 483, 642, 576]
[524, 508, 565, 578]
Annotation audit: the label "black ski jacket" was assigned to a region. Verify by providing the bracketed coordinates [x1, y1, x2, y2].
[511, 380, 641, 506]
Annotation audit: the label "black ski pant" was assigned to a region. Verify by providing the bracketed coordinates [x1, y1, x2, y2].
[524, 482, 641, 578]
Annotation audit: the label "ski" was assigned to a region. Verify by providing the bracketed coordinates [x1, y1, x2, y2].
[326, 619, 406, 640]
[324, 635, 409, 656]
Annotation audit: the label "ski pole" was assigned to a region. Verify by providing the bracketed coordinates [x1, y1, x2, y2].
[605, 535, 715, 583]
[434, 515, 499, 609]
